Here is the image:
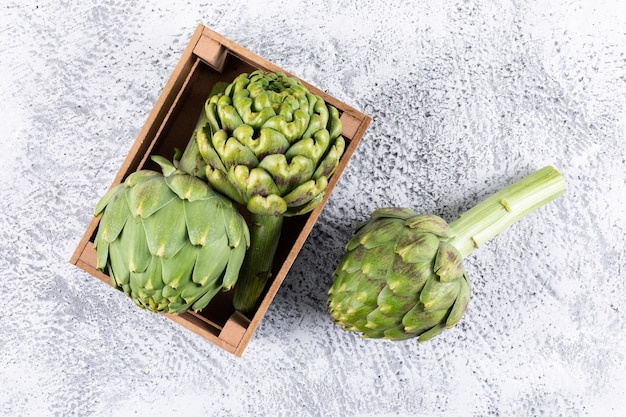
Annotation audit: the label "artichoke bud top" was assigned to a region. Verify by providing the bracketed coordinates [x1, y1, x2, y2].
[180, 70, 345, 219]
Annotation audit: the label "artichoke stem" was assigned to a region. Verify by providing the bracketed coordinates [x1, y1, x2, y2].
[233, 213, 284, 315]
[447, 166, 566, 258]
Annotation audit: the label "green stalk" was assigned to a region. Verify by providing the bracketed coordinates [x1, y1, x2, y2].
[447, 166, 566, 258]
[232, 213, 284, 314]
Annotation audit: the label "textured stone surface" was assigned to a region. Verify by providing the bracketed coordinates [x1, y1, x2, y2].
[1, 0, 625, 416]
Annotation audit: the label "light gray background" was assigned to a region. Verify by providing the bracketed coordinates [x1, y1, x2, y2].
[1, 0, 625, 416]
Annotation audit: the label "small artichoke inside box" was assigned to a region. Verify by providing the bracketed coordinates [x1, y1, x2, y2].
[70, 25, 371, 356]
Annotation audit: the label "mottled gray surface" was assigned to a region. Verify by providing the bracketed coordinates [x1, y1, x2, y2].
[1, 0, 625, 416]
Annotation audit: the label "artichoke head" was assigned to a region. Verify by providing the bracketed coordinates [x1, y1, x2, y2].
[177, 70, 345, 217]
[93, 156, 250, 314]
[328, 208, 471, 342]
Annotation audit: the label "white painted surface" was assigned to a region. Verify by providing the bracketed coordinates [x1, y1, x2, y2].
[1, 0, 625, 415]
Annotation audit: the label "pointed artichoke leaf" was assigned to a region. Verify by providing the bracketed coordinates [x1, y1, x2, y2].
[354, 217, 403, 249]
[107, 266, 121, 290]
[261, 112, 308, 142]
[150, 155, 177, 177]
[221, 200, 249, 249]
[335, 244, 366, 274]
[370, 207, 418, 221]
[190, 281, 223, 312]
[94, 183, 124, 216]
[247, 194, 287, 216]
[405, 214, 453, 238]
[361, 244, 396, 278]
[365, 307, 398, 331]
[245, 167, 280, 200]
[418, 323, 446, 343]
[183, 199, 226, 247]
[173, 147, 183, 163]
[155, 297, 171, 313]
[160, 242, 197, 288]
[108, 238, 130, 287]
[345, 217, 394, 250]
[304, 92, 318, 117]
[236, 97, 276, 129]
[383, 326, 414, 341]
[122, 215, 151, 274]
[206, 165, 244, 205]
[98, 190, 131, 243]
[326, 104, 341, 137]
[233, 124, 289, 159]
[129, 267, 149, 296]
[284, 192, 325, 216]
[165, 302, 188, 315]
[434, 241, 466, 282]
[302, 98, 329, 138]
[338, 295, 372, 319]
[161, 284, 182, 301]
[177, 132, 208, 179]
[285, 128, 329, 164]
[395, 231, 440, 263]
[419, 276, 461, 311]
[179, 282, 207, 305]
[143, 256, 164, 292]
[221, 242, 247, 291]
[328, 274, 361, 298]
[329, 268, 363, 296]
[386, 256, 433, 297]
[196, 124, 227, 173]
[354, 276, 386, 306]
[126, 175, 176, 219]
[282, 177, 327, 209]
[228, 165, 253, 201]
[401, 302, 449, 334]
[124, 170, 161, 187]
[446, 274, 471, 328]
[360, 329, 385, 339]
[327, 289, 348, 311]
[212, 130, 258, 168]
[165, 172, 213, 202]
[376, 285, 415, 316]
[141, 199, 188, 258]
[312, 135, 345, 179]
[259, 154, 315, 196]
[208, 81, 229, 99]
[192, 234, 230, 286]
[95, 238, 109, 271]
[216, 100, 244, 131]
[205, 97, 222, 132]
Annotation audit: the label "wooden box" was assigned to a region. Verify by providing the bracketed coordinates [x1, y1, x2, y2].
[70, 24, 371, 356]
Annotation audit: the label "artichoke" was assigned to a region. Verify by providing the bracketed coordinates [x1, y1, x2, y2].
[177, 70, 345, 314]
[93, 156, 250, 314]
[328, 166, 565, 342]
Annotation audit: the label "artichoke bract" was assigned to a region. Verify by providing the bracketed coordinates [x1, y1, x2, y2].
[328, 166, 566, 342]
[178, 70, 345, 314]
[93, 156, 250, 315]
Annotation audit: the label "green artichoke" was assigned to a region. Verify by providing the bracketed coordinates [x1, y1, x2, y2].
[177, 70, 345, 314]
[93, 156, 250, 314]
[328, 166, 566, 342]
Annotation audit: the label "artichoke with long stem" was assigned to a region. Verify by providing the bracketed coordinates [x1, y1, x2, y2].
[177, 70, 345, 314]
[328, 166, 565, 342]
